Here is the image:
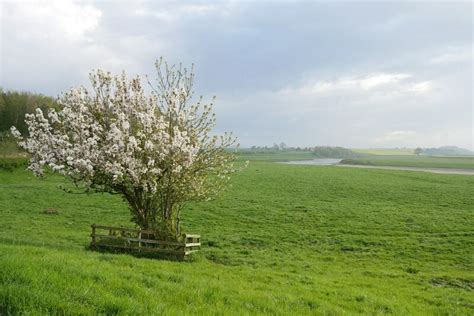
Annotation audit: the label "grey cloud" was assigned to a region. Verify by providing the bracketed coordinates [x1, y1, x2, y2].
[1, 0, 472, 148]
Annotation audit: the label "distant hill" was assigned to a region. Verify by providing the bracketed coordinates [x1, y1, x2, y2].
[311, 146, 366, 158]
[421, 146, 473, 156]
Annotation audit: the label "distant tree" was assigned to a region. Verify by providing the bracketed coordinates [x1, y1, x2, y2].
[0, 88, 4, 112]
[311, 146, 364, 158]
[421, 146, 472, 156]
[0, 89, 57, 134]
[279, 142, 287, 150]
[414, 147, 423, 155]
[272, 143, 280, 150]
[11, 58, 241, 241]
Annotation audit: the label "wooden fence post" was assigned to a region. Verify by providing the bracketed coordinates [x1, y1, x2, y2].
[138, 230, 142, 250]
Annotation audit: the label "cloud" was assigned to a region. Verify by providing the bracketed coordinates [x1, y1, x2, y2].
[275, 72, 434, 112]
[0, 0, 167, 95]
[3, 0, 102, 41]
[215, 66, 470, 149]
[371, 128, 473, 149]
[0, 1, 472, 149]
[133, 2, 233, 21]
[353, 73, 412, 90]
[429, 46, 472, 64]
[375, 130, 417, 142]
[404, 81, 432, 93]
[285, 73, 430, 96]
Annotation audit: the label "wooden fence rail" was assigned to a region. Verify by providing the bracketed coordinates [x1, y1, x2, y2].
[90, 224, 200, 258]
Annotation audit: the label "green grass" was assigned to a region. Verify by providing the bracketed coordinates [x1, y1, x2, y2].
[236, 150, 315, 162]
[352, 148, 415, 155]
[341, 155, 474, 169]
[0, 157, 28, 171]
[0, 141, 22, 158]
[1, 162, 473, 314]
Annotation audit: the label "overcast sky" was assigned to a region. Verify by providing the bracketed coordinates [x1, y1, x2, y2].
[1, 0, 472, 149]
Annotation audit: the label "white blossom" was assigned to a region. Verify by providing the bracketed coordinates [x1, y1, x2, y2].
[12, 59, 240, 239]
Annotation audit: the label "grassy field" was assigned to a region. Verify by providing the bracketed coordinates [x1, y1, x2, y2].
[352, 148, 415, 156]
[1, 157, 473, 314]
[341, 155, 474, 170]
[236, 150, 315, 162]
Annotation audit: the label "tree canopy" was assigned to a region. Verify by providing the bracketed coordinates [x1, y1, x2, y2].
[11, 59, 239, 240]
[0, 89, 57, 136]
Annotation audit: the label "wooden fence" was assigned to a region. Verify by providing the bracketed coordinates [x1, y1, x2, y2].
[90, 224, 200, 258]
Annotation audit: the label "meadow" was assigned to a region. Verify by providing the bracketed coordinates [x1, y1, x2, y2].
[236, 150, 315, 162]
[340, 155, 474, 170]
[1, 157, 473, 314]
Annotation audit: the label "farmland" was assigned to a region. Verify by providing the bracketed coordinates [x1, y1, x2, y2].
[236, 150, 315, 162]
[341, 155, 474, 170]
[1, 156, 473, 314]
[352, 148, 416, 156]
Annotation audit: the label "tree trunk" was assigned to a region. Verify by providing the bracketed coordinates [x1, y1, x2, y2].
[122, 188, 182, 241]
[157, 202, 180, 241]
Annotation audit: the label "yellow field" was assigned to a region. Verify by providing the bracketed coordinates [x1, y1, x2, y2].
[352, 148, 415, 155]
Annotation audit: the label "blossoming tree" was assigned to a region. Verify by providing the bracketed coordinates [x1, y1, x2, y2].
[11, 59, 238, 241]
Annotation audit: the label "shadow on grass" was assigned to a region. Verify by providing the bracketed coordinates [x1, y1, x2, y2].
[0, 237, 200, 262]
[85, 244, 198, 262]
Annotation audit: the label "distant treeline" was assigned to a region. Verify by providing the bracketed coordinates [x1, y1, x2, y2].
[311, 146, 365, 158]
[417, 146, 473, 156]
[0, 88, 57, 137]
[246, 145, 365, 158]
